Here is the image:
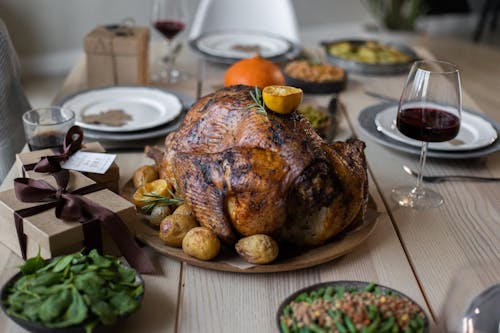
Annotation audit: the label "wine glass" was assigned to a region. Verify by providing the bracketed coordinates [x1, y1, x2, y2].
[391, 60, 462, 208]
[441, 262, 500, 333]
[151, 0, 188, 83]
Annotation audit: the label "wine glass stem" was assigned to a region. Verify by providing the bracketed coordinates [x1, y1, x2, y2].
[415, 141, 429, 193]
[163, 40, 173, 67]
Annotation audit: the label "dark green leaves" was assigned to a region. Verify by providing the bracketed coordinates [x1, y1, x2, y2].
[109, 290, 138, 315]
[19, 248, 45, 275]
[5, 249, 143, 332]
[91, 301, 116, 325]
[39, 288, 72, 323]
[74, 271, 105, 295]
[48, 288, 88, 328]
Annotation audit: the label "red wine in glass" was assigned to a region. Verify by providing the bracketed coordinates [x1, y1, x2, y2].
[153, 20, 185, 41]
[391, 60, 461, 208]
[397, 106, 460, 142]
[151, 0, 189, 82]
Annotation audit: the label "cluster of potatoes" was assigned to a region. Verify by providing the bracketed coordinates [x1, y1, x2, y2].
[132, 165, 279, 264]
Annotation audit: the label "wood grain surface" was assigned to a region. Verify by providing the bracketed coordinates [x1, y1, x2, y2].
[1, 24, 499, 333]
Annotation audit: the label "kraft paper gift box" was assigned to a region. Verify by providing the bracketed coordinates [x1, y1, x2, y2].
[0, 170, 138, 260]
[84, 24, 149, 88]
[16, 142, 120, 193]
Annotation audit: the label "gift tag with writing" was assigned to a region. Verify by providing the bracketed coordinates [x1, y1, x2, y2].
[62, 151, 116, 174]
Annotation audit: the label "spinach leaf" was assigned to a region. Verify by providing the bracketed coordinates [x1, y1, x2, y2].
[70, 263, 86, 273]
[89, 249, 112, 268]
[6, 292, 35, 311]
[22, 301, 42, 322]
[109, 290, 138, 315]
[31, 284, 67, 296]
[117, 264, 136, 284]
[130, 284, 145, 299]
[31, 271, 61, 287]
[39, 288, 72, 323]
[74, 271, 105, 296]
[90, 301, 116, 325]
[52, 254, 74, 272]
[19, 248, 45, 275]
[48, 287, 88, 328]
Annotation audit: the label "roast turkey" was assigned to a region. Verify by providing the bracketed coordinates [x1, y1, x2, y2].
[147, 85, 368, 246]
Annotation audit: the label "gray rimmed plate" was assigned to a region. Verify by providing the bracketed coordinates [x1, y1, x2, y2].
[189, 30, 301, 64]
[321, 39, 418, 75]
[358, 102, 500, 159]
[55, 86, 195, 142]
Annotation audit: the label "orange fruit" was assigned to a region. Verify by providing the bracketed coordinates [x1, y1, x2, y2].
[133, 179, 170, 208]
[262, 85, 303, 114]
[224, 55, 285, 89]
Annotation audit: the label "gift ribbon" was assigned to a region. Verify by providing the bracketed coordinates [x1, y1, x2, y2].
[13, 169, 154, 273]
[23, 126, 84, 175]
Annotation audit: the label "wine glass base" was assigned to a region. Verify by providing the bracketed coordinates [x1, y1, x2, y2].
[391, 185, 443, 208]
[151, 68, 189, 84]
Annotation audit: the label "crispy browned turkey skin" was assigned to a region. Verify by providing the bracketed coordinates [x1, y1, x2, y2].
[147, 85, 368, 246]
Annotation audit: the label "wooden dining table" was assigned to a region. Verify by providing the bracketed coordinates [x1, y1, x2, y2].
[1, 23, 499, 333]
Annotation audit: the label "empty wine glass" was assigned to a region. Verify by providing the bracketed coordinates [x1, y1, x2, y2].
[441, 262, 500, 333]
[391, 60, 462, 208]
[151, 0, 188, 83]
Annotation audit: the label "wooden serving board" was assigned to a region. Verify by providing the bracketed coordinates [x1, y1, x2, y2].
[122, 180, 379, 273]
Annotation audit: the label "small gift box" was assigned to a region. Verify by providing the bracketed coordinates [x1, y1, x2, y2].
[16, 141, 120, 193]
[0, 170, 152, 273]
[84, 24, 149, 88]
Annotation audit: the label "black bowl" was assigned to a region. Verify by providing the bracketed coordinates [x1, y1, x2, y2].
[284, 72, 347, 94]
[0, 260, 144, 333]
[277, 280, 429, 333]
[321, 39, 418, 75]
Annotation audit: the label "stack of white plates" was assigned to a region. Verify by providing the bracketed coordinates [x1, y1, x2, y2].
[189, 30, 300, 64]
[358, 103, 500, 159]
[56, 86, 195, 143]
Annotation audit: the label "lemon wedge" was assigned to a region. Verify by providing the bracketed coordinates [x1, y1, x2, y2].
[133, 179, 170, 208]
[262, 85, 303, 114]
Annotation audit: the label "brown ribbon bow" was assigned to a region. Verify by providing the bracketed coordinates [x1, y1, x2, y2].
[31, 126, 84, 173]
[13, 169, 154, 273]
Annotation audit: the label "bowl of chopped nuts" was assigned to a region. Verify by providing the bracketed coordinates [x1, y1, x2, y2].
[283, 60, 347, 94]
[277, 281, 429, 333]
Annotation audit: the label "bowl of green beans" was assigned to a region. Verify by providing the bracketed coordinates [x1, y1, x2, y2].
[277, 281, 429, 333]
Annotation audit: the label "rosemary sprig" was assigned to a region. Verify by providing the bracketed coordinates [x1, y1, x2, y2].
[141, 192, 184, 213]
[246, 86, 267, 115]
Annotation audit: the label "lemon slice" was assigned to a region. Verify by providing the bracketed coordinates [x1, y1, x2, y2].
[133, 179, 170, 208]
[262, 85, 303, 114]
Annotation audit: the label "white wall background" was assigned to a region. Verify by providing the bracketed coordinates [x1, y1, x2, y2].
[0, 0, 372, 75]
[0, 0, 487, 76]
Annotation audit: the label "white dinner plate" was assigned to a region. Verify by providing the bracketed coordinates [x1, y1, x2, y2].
[374, 104, 498, 151]
[56, 87, 195, 143]
[190, 30, 300, 64]
[61, 86, 183, 133]
[196, 31, 291, 59]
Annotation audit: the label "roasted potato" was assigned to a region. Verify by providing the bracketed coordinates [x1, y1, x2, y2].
[149, 204, 172, 228]
[159, 214, 198, 247]
[182, 227, 220, 260]
[235, 234, 279, 264]
[173, 203, 194, 217]
[133, 165, 158, 188]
